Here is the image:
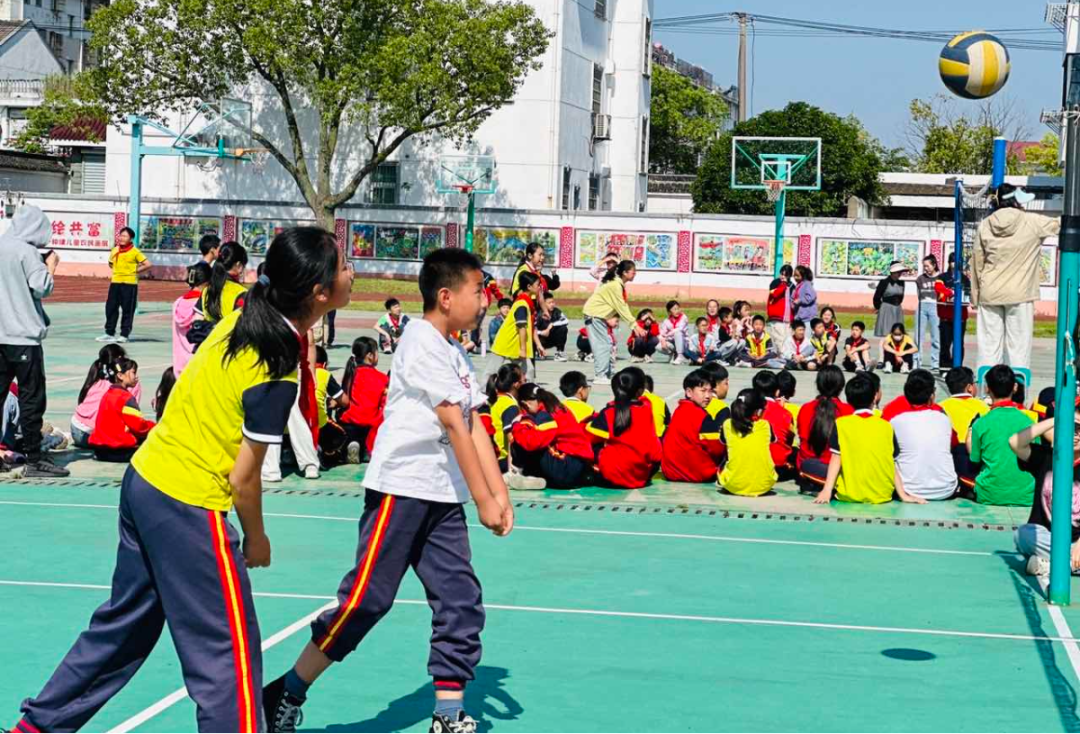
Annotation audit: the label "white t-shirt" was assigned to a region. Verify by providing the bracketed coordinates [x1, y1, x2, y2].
[364, 318, 487, 504]
[891, 407, 958, 500]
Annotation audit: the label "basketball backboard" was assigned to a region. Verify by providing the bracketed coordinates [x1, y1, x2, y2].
[436, 154, 496, 194]
[174, 98, 255, 157]
[731, 136, 822, 191]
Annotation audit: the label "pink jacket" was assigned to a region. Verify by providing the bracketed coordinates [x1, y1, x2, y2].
[172, 290, 201, 376]
[72, 380, 143, 433]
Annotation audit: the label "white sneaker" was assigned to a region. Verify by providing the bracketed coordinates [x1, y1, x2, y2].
[855, 364, 865, 372]
[630, 356, 644, 363]
[644, 355, 653, 363]
[900, 364, 910, 374]
[262, 473, 283, 483]
[672, 356, 686, 365]
[96, 334, 116, 342]
[592, 376, 609, 386]
[1026, 555, 1050, 577]
[503, 471, 546, 490]
[114, 336, 129, 344]
[346, 441, 362, 464]
[883, 363, 893, 374]
[303, 465, 320, 480]
[554, 351, 568, 362]
[584, 354, 594, 362]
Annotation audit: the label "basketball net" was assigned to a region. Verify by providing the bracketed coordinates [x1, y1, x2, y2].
[765, 180, 786, 203]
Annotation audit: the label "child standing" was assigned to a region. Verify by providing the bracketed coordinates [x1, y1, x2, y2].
[374, 297, 411, 354]
[559, 370, 595, 423]
[939, 366, 989, 492]
[662, 370, 724, 483]
[338, 336, 388, 464]
[659, 300, 689, 365]
[881, 323, 917, 374]
[628, 308, 661, 363]
[968, 365, 1036, 506]
[88, 357, 155, 462]
[172, 261, 211, 376]
[511, 384, 595, 488]
[587, 367, 663, 489]
[718, 389, 777, 497]
[842, 320, 873, 372]
[766, 264, 793, 347]
[98, 226, 151, 343]
[488, 271, 542, 381]
[264, 249, 513, 734]
[70, 344, 142, 449]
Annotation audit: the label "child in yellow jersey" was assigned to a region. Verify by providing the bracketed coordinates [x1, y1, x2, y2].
[814, 374, 927, 506]
[18, 227, 352, 734]
[98, 226, 151, 343]
[701, 362, 731, 421]
[485, 363, 543, 490]
[313, 346, 349, 468]
[559, 370, 596, 423]
[486, 271, 542, 382]
[718, 389, 777, 496]
[938, 366, 989, 491]
[642, 374, 671, 437]
[200, 241, 249, 324]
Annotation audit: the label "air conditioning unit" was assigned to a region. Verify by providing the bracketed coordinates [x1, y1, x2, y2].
[592, 113, 612, 141]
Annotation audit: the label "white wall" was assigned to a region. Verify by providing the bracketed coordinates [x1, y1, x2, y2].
[0, 25, 63, 79]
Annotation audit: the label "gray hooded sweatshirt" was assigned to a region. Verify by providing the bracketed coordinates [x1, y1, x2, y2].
[0, 205, 54, 345]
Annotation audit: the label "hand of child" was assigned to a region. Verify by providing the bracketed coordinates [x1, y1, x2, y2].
[243, 532, 272, 568]
[498, 503, 515, 537]
[813, 488, 831, 505]
[901, 493, 927, 505]
[1071, 543, 1080, 571]
[478, 496, 508, 536]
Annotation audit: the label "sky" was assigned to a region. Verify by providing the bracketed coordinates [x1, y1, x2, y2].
[651, 0, 1063, 150]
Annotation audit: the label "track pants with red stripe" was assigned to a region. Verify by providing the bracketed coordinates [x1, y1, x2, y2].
[17, 467, 263, 733]
[310, 490, 484, 688]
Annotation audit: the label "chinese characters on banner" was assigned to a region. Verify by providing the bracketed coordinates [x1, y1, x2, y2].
[49, 213, 114, 250]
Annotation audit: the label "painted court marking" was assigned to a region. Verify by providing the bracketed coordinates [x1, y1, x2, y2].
[1037, 577, 1080, 687]
[0, 500, 1004, 558]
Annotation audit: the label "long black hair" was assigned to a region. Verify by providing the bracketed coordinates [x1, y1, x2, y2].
[602, 260, 636, 284]
[224, 227, 339, 380]
[205, 241, 249, 322]
[341, 336, 379, 397]
[730, 388, 766, 437]
[808, 366, 846, 456]
[79, 343, 129, 403]
[154, 367, 176, 422]
[520, 242, 544, 265]
[611, 366, 646, 436]
[487, 363, 525, 404]
[518, 383, 562, 414]
[104, 357, 138, 385]
[515, 271, 541, 297]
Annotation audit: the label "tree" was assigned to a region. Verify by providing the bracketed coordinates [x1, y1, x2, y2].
[648, 65, 729, 174]
[84, 0, 550, 229]
[11, 76, 107, 155]
[691, 102, 888, 217]
[1016, 133, 1063, 177]
[904, 94, 1030, 175]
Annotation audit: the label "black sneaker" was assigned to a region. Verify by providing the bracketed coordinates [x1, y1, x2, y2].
[263, 675, 305, 733]
[430, 711, 478, 733]
[22, 459, 70, 478]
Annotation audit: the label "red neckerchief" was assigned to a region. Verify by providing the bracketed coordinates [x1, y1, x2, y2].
[749, 333, 767, 354]
[297, 331, 319, 449]
[707, 314, 720, 331]
[667, 315, 682, 330]
[991, 399, 1023, 410]
[849, 337, 865, 347]
[698, 334, 708, 354]
[792, 282, 804, 302]
[182, 289, 201, 300]
[621, 285, 628, 302]
[793, 337, 805, 350]
[513, 293, 535, 313]
[388, 312, 401, 330]
[116, 242, 134, 253]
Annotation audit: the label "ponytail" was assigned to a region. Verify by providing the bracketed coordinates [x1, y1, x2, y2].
[520, 242, 542, 265]
[79, 343, 128, 403]
[104, 357, 138, 385]
[808, 366, 845, 455]
[154, 367, 176, 422]
[205, 241, 249, 322]
[611, 366, 646, 436]
[488, 363, 524, 404]
[342, 336, 378, 396]
[224, 227, 339, 380]
[514, 271, 540, 297]
[602, 259, 636, 284]
[730, 388, 765, 437]
[518, 383, 561, 414]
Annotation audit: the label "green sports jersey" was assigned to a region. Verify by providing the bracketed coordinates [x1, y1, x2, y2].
[969, 406, 1035, 506]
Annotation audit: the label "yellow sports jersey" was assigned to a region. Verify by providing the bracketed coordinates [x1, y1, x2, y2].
[783, 402, 801, 422]
[491, 298, 534, 360]
[315, 367, 343, 429]
[201, 279, 248, 322]
[833, 413, 895, 504]
[746, 333, 772, 359]
[109, 246, 147, 285]
[562, 397, 595, 424]
[489, 393, 521, 460]
[132, 309, 298, 511]
[643, 391, 670, 437]
[706, 398, 728, 420]
[719, 419, 777, 496]
[939, 395, 990, 442]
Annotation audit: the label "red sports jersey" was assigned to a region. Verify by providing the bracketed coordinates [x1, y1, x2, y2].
[661, 400, 724, 483]
[587, 401, 663, 489]
[796, 397, 854, 466]
[511, 407, 595, 462]
[340, 365, 389, 426]
[89, 385, 155, 449]
[881, 395, 945, 423]
[762, 398, 796, 468]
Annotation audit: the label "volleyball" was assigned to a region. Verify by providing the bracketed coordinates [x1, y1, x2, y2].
[939, 31, 1011, 100]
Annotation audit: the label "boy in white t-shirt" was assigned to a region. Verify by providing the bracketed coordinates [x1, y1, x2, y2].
[890, 368, 958, 501]
[264, 249, 513, 734]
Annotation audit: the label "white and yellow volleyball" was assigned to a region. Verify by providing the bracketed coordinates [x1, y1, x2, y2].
[939, 31, 1011, 100]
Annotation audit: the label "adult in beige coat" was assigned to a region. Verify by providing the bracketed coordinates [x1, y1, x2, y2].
[972, 184, 1059, 370]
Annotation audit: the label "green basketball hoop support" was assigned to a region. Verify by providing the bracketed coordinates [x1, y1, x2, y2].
[773, 188, 786, 276]
[437, 156, 496, 254]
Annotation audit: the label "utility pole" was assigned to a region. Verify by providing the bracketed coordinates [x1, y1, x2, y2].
[737, 12, 747, 122]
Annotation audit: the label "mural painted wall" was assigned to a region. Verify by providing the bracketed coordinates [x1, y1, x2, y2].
[818, 239, 923, 279]
[139, 215, 222, 251]
[240, 219, 312, 254]
[349, 222, 444, 260]
[693, 234, 796, 274]
[474, 227, 559, 264]
[576, 231, 676, 271]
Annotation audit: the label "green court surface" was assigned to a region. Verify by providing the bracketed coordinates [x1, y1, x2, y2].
[1, 301, 1078, 732]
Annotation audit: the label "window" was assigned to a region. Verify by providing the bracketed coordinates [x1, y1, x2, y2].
[643, 19, 652, 76]
[369, 162, 399, 205]
[48, 32, 63, 57]
[573, 184, 581, 210]
[592, 63, 603, 115]
[640, 116, 649, 173]
[561, 166, 571, 210]
[594, 0, 605, 20]
[588, 174, 600, 210]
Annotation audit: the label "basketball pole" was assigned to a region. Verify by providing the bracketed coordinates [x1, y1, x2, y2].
[952, 179, 964, 369]
[465, 189, 475, 253]
[772, 188, 785, 278]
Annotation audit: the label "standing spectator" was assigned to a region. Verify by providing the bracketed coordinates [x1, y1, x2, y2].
[0, 205, 68, 477]
[628, 308, 660, 363]
[535, 292, 569, 362]
[872, 262, 908, 338]
[972, 184, 1060, 370]
[767, 264, 793, 348]
[589, 250, 620, 281]
[937, 254, 971, 369]
[914, 255, 940, 369]
[511, 242, 559, 316]
[582, 260, 642, 384]
[98, 226, 151, 343]
[789, 266, 818, 324]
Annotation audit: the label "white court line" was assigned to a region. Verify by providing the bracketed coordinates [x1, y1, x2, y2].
[1038, 577, 1080, 685]
[4, 578, 1080, 646]
[0, 500, 1003, 558]
[107, 601, 336, 734]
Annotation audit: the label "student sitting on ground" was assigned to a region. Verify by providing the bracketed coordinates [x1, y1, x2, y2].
[739, 314, 785, 369]
[796, 366, 853, 492]
[777, 369, 800, 423]
[1010, 409, 1080, 577]
[71, 344, 142, 449]
[482, 364, 545, 490]
[659, 300, 689, 365]
[587, 367, 663, 489]
[968, 364, 1037, 506]
[628, 308, 661, 363]
[881, 322, 917, 374]
[89, 357, 155, 463]
[718, 389, 777, 497]
[842, 320, 873, 372]
[535, 292, 570, 362]
[337, 336, 388, 464]
[1033, 385, 1058, 421]
[820, 307, 841, 346]
[559, 370, 595, 424]
[314, 346, 349, 469]
[488, 297, 511, 348]
[809, 317, 837, 367]
[890, 369, 959, 501]
[510, 384, 595, 489]
[374, 297, 411, 354]
[1013, 383, 1040, 424]
[782, 320, 818, 371]
[701, 362, 731, 422]
[814, 374, 926, 505]
[642, 374, 670, 438]
[661, 370, 724, 483]
[686, 316, 722, 365]
[938, 367, 989, 494]
[753, 370, 797, 479]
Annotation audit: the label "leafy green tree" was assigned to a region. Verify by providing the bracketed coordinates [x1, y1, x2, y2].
[648, 65, 729, 174]
[11, 76, 107, 155]
[905, 95, 1029, 175]
[1016, 133, 1063, 177]
[691, 102, 888, 217]
[83, 0, 550, 228]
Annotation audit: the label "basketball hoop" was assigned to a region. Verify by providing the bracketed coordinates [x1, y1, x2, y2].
[452, 183, 474, 196]
[765, 179, 786, 203]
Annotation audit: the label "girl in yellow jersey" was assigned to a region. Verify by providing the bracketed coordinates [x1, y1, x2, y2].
[15, 228, 352, 734]
[718, 389, 778, 497]
[199, 241, 250, 324]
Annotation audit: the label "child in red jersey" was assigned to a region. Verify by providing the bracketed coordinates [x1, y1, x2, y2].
[511, 383, 595, 488]
[89, 357, 155, 463]
[752, 370, 797, 478]
[587, 367, 663, 488]
[662, 370, 724, 483]
[338, 336, 388, 463]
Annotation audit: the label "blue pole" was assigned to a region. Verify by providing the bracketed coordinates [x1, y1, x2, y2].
[952, 180, 964, 368]
[991, 137, 1008, 189]
[128, 116, 143, 245]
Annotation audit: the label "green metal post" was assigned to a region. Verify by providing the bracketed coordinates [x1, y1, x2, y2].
[1050, 110, 1080, 605]
[465, 190, 475, 253]
[128, 116, 143, 244]
[773, 188, 786, 278]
